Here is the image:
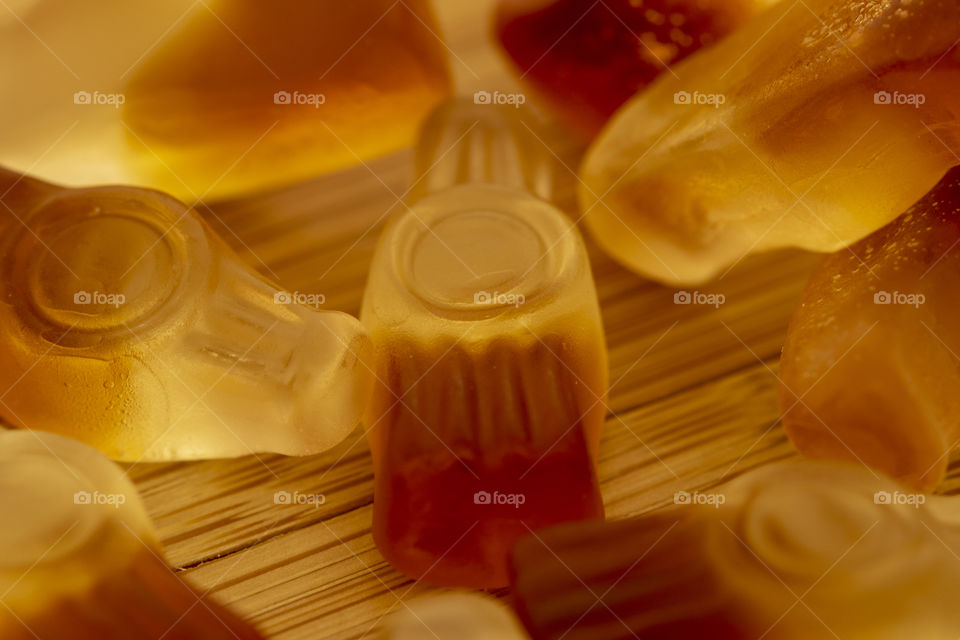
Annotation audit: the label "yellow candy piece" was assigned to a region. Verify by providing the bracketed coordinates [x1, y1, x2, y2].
[362, 99, 607, 588]
[0, 430, 264, 639]
[781, 167, 960, 492]
[580, 0, 960, 285]
[512, 460, 960, 640]
[0, 167, 372, 461]
[0, 0, 450, 200]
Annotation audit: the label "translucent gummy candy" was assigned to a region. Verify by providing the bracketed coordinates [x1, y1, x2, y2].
[361, 99, 608, 588]
[511, 461, 960, 640]
[495, 0, 776, 137]
[579, 0, 960, 285]
[0, 0, 451, 199]
[377, 592, 530, 640]
[781, 167, 960, 492]
[0, 430, 264, 639]
[0, 167, 372, 461]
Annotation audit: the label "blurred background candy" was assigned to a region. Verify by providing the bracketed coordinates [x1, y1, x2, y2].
[494, 0, 778, 138]
[781, 166, 960, 493]
[511, 460, 960, 640]
[0, 0, 452, 200]
[0, 430, 264, 639]
[579, 0, 960, 284]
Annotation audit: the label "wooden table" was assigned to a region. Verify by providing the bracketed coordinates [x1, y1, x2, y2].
[37, 2, 960, 638]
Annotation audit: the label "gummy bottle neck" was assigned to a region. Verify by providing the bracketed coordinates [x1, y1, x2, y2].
[409, 97, 555, 203]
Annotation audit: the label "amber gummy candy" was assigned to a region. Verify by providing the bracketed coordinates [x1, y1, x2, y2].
[495, 0, 775, 138]
[0, 0, 451, 199]
[361, 99, 608, 588]
[580, 0, 960, 285]
[0, 430, 264, 639]
[781, 167, 960, 492]
[0, 166, 372, 461]
[510, 460, 960, 640]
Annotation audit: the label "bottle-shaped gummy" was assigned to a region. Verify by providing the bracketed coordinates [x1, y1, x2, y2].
[579, 0, 960, 285]
[0, 0, 451, 199]
[781, 167, 960, 492]
[511, 461, 960, 640]
[0, 167, 372, 461]
[0, 430, 264, 639]
[361, 98, 608, 588]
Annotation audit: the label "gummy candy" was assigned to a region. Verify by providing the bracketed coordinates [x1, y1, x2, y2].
[579, 0, 960, 285]
[781, 167, 960, 493]
[409, 97, 556, 203]
[361, 99, 607, 588]
[510, 460, 960, 640]
[495, 0, 775, 138]
[0, 430, 264, 639]
[377, 592, 530, 640]
[0, 166, 373, 461]
[0, 0, 451, 199]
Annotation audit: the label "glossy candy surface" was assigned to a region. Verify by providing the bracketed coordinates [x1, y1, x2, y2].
[0, 430, 264, 639]
[511, 460, 960, 639]
[781, 167, 960, 492]
[362, 99, 608, 588]
[0, 167, 372, 461]
[0, 0, 451, 199]
[580, 0, 960, 285]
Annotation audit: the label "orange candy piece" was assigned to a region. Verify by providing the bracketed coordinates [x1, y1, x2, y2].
[781, 167, 960, 492]
[580, 0, 960, 285]
[362, 101, 607, 588]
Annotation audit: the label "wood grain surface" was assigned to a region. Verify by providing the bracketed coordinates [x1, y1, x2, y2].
[9, 2, 960, 639]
